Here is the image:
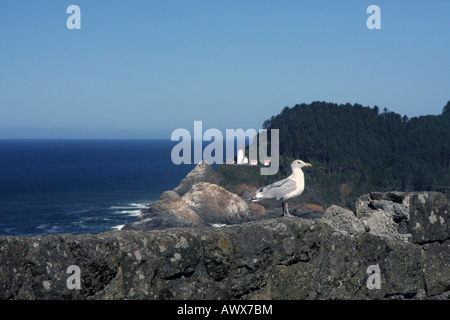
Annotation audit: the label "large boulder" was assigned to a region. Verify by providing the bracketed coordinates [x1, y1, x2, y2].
[182, 182, 250, 224]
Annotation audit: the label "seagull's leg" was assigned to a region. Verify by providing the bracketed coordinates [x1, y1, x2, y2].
[284, 202, 295, 217]
[281, 202, 286, 216]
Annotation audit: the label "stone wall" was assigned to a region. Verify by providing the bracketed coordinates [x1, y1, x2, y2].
[0, 191, 448, 300]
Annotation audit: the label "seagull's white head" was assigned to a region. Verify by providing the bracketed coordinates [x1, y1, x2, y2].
[291, 159, 312, 171]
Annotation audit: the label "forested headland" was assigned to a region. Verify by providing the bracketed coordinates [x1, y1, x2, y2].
[216, 101, 450, 209]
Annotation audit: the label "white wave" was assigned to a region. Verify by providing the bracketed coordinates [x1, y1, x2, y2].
[115, 210, 142, 216]
[37, 224, 61, 233]
[112, 224, 125, 230]
[211, 223, 227, 228]
[109, 202, 149, 210]
[69, 208, 95, 214]
[128, 203, 149, 208]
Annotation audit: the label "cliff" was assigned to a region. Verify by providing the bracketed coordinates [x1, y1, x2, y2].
[0, 190, 448, 300]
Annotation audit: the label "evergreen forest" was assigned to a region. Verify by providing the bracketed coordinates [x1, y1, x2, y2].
[217, 101, 450, 209]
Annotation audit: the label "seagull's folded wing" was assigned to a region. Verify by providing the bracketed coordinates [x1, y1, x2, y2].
[255, 177, 297, 200]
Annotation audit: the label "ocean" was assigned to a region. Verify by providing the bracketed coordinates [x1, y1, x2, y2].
[0, 139, 197, 236]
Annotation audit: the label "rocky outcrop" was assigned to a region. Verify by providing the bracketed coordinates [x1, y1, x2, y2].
[173, 160, 215, 196]
[0, 191, 448, 300]
[124, 162, 263, 230]
[122, 190, 202, 229]
[124, 182, 252, 230]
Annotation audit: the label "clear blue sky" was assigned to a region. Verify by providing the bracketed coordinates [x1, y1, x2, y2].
[0, 0, 449, 138]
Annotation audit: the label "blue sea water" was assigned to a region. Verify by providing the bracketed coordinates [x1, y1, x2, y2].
[0, 139, 196, 236]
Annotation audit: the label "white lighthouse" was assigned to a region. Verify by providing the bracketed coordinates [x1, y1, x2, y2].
[237, 144, 244, 164]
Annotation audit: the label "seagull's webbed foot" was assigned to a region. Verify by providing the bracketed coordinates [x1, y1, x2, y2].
[283, 202, 295, 218]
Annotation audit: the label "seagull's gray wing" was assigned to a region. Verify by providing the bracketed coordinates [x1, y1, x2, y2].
[253, 177, 297, 201]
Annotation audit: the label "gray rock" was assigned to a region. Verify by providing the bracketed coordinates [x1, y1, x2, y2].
[322, 205, 365, 235]
[356, 192, 412, 242]
[402, 192, 449, 244]
[421, 241, 450, 297]
[355, 191, 449, 244]
[0, 234, 120, 299]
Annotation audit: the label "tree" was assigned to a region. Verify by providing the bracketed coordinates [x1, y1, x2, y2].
[373, 105, 379, 115]
[442, 100, 450, 115]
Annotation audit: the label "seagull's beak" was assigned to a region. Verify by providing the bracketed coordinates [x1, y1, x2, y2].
[307, 163, 312, 167]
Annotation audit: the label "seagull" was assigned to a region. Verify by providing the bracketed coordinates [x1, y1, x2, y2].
[249, 160, 312, 217]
